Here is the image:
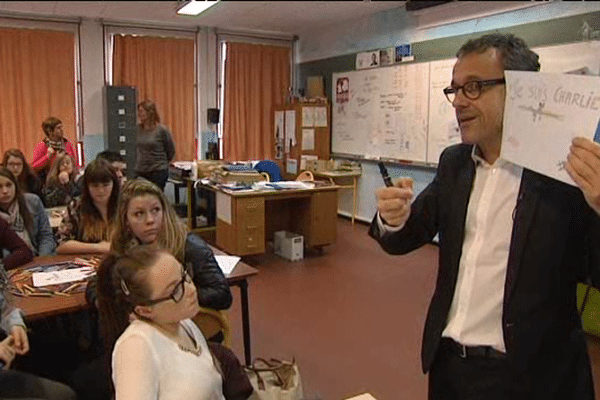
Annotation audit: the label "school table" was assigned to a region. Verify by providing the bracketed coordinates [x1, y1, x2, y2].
[11, 250, 259, 365]
[313, 169, 361, 227]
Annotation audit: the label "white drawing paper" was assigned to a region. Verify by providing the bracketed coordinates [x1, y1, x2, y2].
[32, 267, 95, 287]
[501, 70, 600, 186]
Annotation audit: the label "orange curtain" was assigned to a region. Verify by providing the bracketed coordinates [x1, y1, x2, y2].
[113, 34, 195, 161]
[223, 42, 290, 161]
[0, 27, 76, 164]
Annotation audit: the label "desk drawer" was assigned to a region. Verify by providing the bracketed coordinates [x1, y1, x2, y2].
[238, 227, 265, 254]
[236, 198, 265, 227]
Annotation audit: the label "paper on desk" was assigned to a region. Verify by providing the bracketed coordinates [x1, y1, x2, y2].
[214, 255, 240, 275]
[253, 181, 315, 190]
[501, 70, 600, 186]
[32, 267, 96, 287]
[343, 394, 377, 400]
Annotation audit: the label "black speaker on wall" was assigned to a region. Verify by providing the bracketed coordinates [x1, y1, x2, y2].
[207, 108, 220, 124]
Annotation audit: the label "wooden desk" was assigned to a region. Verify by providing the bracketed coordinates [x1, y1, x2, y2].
[313, 170, 361, 227]
[12, 251, 259, 366]
[205, 184, 339, 256]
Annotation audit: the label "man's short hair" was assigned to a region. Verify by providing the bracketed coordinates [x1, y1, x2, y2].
[96, 150, 125, 164]
[457, 33, 540, 72]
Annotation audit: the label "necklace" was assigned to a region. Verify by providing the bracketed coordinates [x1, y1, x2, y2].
[178, 323, 201, 356]
[148, 320, 201, 356]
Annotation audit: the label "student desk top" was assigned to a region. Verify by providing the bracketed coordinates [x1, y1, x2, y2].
[11, 249, 259, 365]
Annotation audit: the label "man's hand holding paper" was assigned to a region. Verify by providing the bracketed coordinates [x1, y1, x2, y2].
[567, 137, 600, 216]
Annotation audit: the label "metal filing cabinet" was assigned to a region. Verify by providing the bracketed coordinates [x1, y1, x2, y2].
[105, 86, 137, 178]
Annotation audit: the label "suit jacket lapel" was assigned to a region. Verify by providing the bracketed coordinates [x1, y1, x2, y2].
[504, 169, 540, 308]
[447, 155, 476, 290]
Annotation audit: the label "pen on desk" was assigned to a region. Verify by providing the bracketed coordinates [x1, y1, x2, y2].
[378, 162, 393, 187]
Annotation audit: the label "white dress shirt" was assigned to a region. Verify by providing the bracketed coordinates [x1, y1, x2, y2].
[379, 148, 523, 352]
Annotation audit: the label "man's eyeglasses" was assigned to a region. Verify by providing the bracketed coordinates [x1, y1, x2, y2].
[142, 263, 194, 306]
[443, 78, 506, 103]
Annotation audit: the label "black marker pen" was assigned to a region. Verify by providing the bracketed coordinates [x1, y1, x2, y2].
[378, 162, 393, 187]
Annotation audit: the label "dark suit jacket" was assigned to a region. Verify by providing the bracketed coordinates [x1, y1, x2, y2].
[369, 144, 600, 398]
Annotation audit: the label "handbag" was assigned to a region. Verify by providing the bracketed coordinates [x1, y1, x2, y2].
[245, 358, 303, 400]
[577, 282, 600, 338]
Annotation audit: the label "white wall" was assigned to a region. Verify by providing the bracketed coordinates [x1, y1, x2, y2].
[297, 1, 600, 223]
[298, 1, 600, 63]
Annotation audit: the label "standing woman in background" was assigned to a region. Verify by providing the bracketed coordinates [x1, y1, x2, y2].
[2, 149, 43, 201]
[31, 117, 77, 184]
[135, 100, 175, 191]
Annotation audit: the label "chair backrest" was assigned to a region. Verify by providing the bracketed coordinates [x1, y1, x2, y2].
[253, 160, 282, 182]
[192, 307, 232, 348]
[295, 170, 314, 181]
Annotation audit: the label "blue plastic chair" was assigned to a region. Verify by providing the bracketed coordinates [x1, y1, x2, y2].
[253, 160, 282, 182]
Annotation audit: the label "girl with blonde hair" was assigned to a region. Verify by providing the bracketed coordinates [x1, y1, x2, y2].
[43, 152, 80, 207]
[111, 178, 231, 311]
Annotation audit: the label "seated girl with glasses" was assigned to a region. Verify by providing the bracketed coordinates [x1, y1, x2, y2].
[97, 246, 226, 400]
[0, 168, 56, 259]
[2, 149, 43, 202]
[55, 159, 119, 255]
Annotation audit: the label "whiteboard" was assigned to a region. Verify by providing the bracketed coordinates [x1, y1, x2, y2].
[332, 63, 430, 162]
[331, 40, 600, 165]
[427, 58, 459, 164]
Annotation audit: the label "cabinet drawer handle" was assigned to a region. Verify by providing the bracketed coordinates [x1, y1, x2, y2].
[245, 244, 258, 249]
[246, 225, 259, 230]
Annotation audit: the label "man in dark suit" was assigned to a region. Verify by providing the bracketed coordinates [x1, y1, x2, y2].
[369, 33, 600, 399]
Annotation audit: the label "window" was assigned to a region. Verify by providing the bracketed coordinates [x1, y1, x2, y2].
[105, 25, 197, 162]
[217, 31, 295, 160]
[0, 17, 80, 165]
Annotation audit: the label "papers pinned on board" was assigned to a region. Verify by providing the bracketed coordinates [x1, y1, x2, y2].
[214, 255, 240, 275]
[501, 70, 600, 186]
[32, 267, 96, 288]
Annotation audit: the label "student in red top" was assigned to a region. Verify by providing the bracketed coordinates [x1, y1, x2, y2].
[31, 117, 77, 185]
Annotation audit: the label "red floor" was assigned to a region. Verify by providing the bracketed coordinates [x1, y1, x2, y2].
[223, 218, 600, 400]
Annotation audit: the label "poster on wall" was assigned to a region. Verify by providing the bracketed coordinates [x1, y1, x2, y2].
[356, 51, 379, 69]
[395, 44, 413, 62]
[380, 48, 394, 66]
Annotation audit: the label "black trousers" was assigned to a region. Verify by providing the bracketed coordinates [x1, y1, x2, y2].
[428, 342, 511, 400]
[136, 169, 169, 191]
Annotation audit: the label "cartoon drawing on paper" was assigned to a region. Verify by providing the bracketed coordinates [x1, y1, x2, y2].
[517, 101, 563, 122]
